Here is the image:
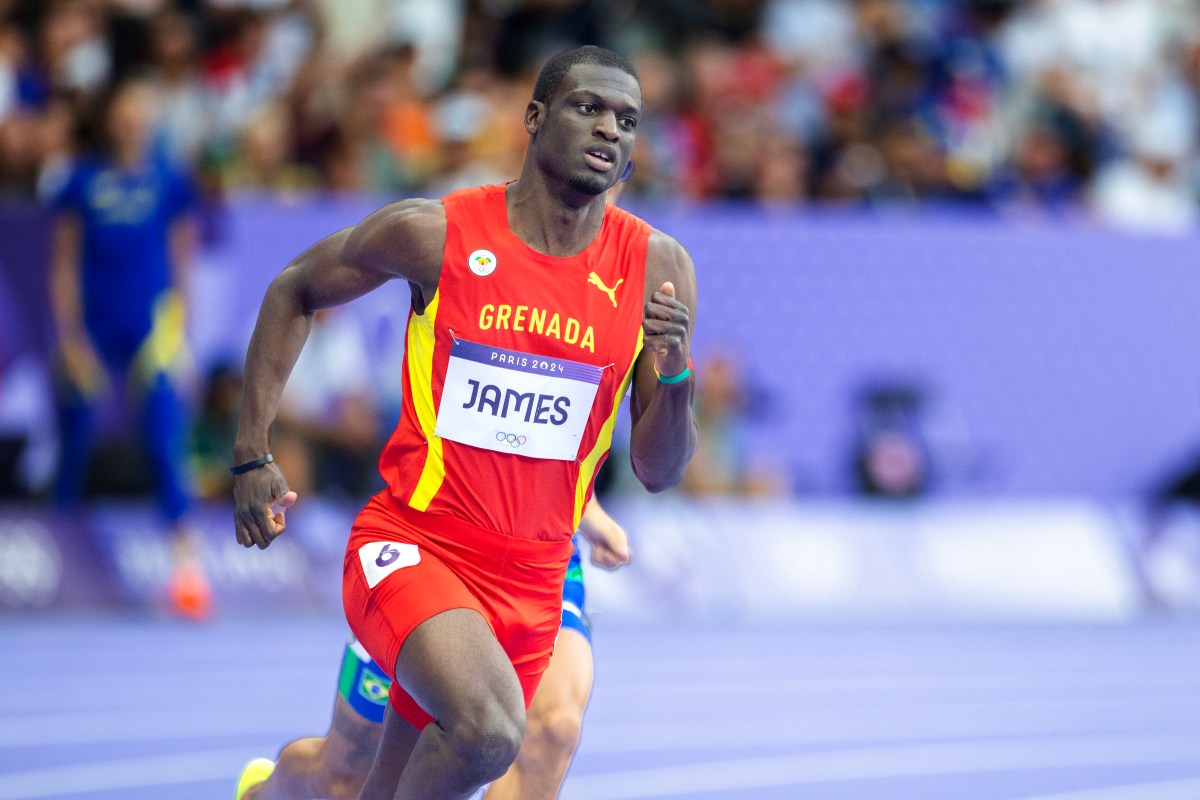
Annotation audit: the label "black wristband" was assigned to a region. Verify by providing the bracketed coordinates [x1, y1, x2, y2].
[229, 453, 274, 477]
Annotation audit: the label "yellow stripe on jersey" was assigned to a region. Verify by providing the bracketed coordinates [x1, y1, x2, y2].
[406, 293, 445, 511]
[572, 329, 643, 529]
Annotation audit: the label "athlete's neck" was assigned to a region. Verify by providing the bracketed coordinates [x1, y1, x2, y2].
[505, 173, 607, 258]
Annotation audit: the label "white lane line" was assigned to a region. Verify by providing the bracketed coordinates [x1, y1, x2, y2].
[0, 666, 328, 688]
[561, 732, 1200, 800]
[1012, 777, 1200, 800]
[14, 667, 1192, 699]
[0, 748, 255, 799]
[0, 668, 330, 714]
[601, 670, 1200, 697]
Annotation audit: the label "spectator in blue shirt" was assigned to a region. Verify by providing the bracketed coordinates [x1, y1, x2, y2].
[49, 76, 208, 618]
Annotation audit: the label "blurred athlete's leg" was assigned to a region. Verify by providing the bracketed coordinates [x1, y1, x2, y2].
[484, 627, 593, 800]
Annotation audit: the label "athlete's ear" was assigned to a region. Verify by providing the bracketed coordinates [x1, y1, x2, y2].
[525, 101, 544, 136]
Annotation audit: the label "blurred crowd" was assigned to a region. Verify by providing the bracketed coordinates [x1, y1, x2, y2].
[0, 0, 1197, 231]
[4, 0, 1200, 516]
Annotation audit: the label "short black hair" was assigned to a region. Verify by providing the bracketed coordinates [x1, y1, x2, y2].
[531, 45, 639, 104]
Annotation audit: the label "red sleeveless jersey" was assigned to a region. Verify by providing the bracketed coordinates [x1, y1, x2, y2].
[377, 184, 650, 542]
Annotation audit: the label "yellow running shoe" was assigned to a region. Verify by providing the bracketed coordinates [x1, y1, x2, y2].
[235, 757, 275, 800]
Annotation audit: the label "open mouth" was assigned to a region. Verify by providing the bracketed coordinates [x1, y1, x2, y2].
[585, 148, 616, 172]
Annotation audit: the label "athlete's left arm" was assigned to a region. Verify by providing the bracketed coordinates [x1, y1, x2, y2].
[628, 230, 699, 493]
[580, 495, 631, 569]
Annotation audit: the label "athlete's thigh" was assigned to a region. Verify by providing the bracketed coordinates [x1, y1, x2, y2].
[394, 607, 525, 726]
[344, 516, 487, 697]
[528, 628, 593, 722]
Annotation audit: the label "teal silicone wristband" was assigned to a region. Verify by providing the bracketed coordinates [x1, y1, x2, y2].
[657, 366, 692, 385]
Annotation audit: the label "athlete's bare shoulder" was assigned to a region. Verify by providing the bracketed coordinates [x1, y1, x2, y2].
[645, 228, 697, 317]
[344, 197, 446, 296]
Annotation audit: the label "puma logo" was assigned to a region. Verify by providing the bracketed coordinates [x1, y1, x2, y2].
[588, 272, 623, 308]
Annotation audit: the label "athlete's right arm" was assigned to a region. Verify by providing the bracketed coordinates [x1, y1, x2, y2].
[233, 198, 446, 549]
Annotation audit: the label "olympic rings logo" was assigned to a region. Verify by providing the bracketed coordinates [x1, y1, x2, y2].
[496, 432, 527, 448]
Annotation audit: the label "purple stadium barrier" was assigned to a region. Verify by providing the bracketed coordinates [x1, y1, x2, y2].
[4, 201, 1200, 498]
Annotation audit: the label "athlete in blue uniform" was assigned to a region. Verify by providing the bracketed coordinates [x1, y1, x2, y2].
[236, 497, 630, 800]
[49, 78, 206, 615]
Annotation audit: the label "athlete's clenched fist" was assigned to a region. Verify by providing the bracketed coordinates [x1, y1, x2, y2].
[233, 463, 297, 550]
[642, 281, 691, 380]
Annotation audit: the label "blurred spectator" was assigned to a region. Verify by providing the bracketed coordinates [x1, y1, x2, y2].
[386, 0, 466, 92]
[872, 115, 948, 202]
[1000, 0, 1180, 144]
[426, 85, 507, 197]
[809, 74, 879, 202]
[1092, 113, 1197, 234]
[234, 98, 328, 193]
[190, 360, 241, 501]
[751, 130, 809, 204]
[145, 10, 209, 168]
[39, 0, 111, 98]
[440, 63, 528, 185]
[376, 43, 438, 185]
[762, 0, 857, 89]
[487, 0, 611, 76]
[987, 109, 1089, 214]
[667, 38, 749, 199]
[680, 350, 781, 497]
[48, 76, 206, 616]
[326, 43, 431, 193]
[928, 1, 1012, 195]
[612, 51, 677, 199]
[205, 5, 314, 140]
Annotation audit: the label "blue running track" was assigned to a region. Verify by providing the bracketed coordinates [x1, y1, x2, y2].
[1, 615, 1199, 799]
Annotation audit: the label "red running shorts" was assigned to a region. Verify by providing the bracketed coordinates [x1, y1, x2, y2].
[343, 490, 573, 730]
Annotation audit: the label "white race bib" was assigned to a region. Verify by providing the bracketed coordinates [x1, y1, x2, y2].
[434, 338, 603, 461]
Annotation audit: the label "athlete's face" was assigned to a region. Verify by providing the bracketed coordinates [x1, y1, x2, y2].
[527, 64, 642, 198]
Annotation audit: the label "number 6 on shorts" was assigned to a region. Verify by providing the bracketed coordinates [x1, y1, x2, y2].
[358, 541, 421, 589]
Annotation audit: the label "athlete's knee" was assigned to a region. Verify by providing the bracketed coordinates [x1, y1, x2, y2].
[525, 705, 583, 762]
[256, 737, 325, 798]
[282, 735, 363, 800]
[275, 737, 323, 775]
[444, 700, 526, 784]
[322, 773, 367, 800]
[276, 736, 363, 800]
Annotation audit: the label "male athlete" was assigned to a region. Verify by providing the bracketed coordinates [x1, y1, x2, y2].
[235, 496, 629, 800]
[232, 45, 697, 800]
